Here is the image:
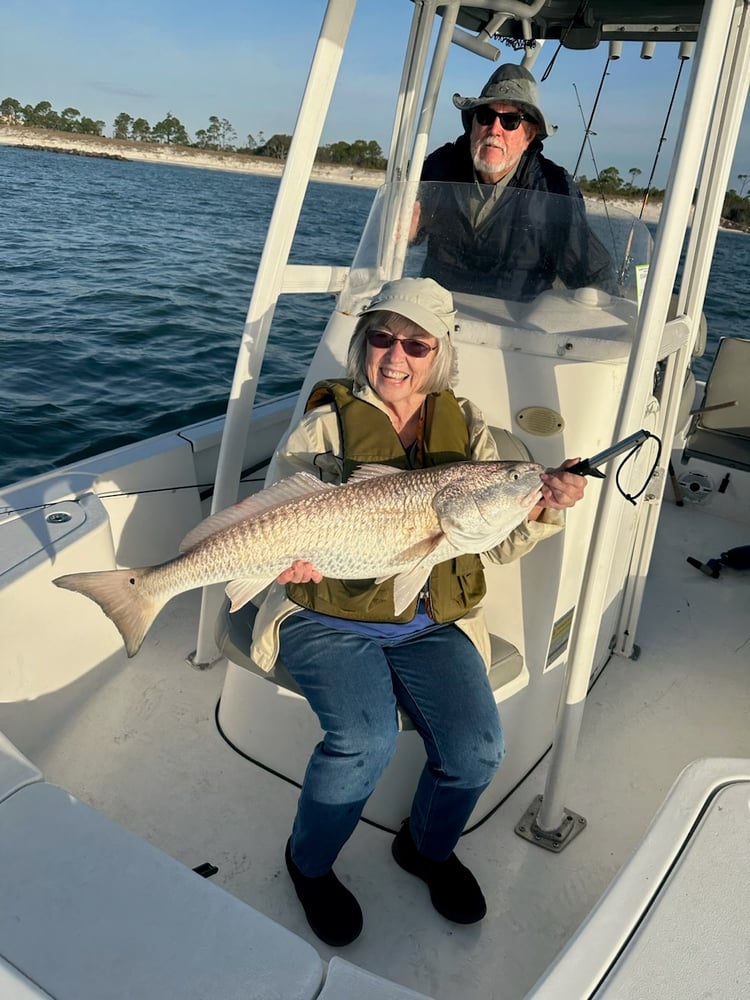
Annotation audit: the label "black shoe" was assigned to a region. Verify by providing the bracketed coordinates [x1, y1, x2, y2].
[391, 820, 486, 924]
[285, 839, 363, 946]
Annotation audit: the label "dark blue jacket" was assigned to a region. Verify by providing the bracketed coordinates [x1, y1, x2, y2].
[416, 134, 616, 302]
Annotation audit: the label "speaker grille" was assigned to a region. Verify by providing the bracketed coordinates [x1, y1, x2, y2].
[515, 407, 565, 436]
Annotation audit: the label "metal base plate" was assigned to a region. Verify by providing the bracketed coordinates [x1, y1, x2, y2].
[515, 794, 587, 852]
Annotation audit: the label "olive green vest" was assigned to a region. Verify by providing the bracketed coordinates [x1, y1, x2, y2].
[286, 380, 487, 623]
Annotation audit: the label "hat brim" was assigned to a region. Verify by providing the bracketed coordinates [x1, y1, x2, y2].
[360, 298, 454, 339]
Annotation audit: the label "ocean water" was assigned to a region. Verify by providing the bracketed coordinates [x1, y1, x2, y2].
[1, 144, 747, 488]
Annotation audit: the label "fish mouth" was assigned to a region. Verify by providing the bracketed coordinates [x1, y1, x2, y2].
[522, 486, 543, 508]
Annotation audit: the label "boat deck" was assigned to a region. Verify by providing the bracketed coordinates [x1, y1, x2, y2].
[12, 493, 749, 1000]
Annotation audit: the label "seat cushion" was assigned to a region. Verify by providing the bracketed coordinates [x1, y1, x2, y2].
[0, 782, 323, 1000]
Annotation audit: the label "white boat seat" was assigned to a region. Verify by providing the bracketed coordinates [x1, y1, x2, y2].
[0, 730, 42, 804]
[215, 597, 524, 730]
[681, 336, 750, 472]
[0, 780, 324, 1000]
[318, 957, 434, 999]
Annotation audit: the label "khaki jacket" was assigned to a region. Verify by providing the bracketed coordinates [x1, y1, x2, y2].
[251, 383, 563, 672]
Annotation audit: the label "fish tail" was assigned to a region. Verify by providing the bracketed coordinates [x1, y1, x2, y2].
[53, 568, 165, 658]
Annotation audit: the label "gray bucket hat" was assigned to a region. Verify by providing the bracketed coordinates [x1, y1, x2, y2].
[453, 63, 556, 140]
[361, 278, 456, 339]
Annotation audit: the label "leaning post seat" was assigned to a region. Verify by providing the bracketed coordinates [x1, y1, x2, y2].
[681, 336, 750, 472]
[216, 280, 654, 832]
[215, 598, 527, 830]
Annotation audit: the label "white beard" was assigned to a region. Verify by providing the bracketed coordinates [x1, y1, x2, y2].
[471, 136, 514, 179]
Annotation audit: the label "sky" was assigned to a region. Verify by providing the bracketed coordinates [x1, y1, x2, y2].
[3, 0, 750, 192]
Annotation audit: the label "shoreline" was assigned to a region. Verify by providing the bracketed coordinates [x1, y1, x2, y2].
[0, 125, 386, 189]
[0, 125, 669, 223]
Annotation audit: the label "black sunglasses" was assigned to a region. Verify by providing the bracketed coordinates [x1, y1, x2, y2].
[473, 107, 531, 131]
[366, 329, 437, 358]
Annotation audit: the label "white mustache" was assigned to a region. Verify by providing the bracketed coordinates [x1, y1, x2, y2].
[477, 137, 506, 151]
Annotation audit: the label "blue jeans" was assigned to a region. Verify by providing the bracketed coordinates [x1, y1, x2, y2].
[279, 614, 505, 877]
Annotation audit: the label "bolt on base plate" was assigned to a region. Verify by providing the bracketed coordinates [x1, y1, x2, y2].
[515, 794, 587, 852]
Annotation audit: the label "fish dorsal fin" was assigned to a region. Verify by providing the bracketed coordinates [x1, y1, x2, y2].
[346, 463, 405, 485]
[179, 473, 336, 553]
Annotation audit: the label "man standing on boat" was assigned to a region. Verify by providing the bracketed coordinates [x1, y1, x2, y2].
[411, 64, 616, 302]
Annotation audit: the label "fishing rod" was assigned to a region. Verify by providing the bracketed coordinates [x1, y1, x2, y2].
[1, 429, 665, 520]
[0, 466, 272, 518]
[572, 47, 617, 179]
[572, 80, 619, 261]
[619, 42, 694, 284]
[637, 43, 693, 221]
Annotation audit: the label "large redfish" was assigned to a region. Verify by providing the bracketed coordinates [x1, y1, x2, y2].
[53, 461, 543, 657]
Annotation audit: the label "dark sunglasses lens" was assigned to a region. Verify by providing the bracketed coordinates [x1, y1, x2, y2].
[475, 107, 523, 130]
[402, 341, 432, 358]
[366, 330, 432, 357]
[367, 331, 394, 349]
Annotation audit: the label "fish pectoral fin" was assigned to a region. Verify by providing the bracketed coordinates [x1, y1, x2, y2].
[390, 564, 432, 617]
[180, 473, 336, 553]
[225, 577, 275, 612]
[375, 533, 446, 616]
[373, 532, 445, 586]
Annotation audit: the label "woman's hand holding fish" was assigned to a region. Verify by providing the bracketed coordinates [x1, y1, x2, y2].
[276, 560, 323, 585]
[529, 459, 587, 518]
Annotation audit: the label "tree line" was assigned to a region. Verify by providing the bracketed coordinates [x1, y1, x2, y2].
[0, 97, 387, 170]
[4, 97, 746, 219]
[575, 165, 664, 201]
[575, 164, 750, 226]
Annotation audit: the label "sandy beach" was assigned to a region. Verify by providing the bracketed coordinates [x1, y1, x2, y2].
[0, 124, 663, 220]
[0, 125, 386, 189]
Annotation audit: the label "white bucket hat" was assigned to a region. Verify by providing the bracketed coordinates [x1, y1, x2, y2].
[360, 278, 456, 339]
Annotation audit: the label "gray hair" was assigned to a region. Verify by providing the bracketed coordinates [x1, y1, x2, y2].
[347, 309, 458, 394]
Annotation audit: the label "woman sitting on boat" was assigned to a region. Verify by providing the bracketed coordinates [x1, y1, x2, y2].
[251, 276, 586, 946]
